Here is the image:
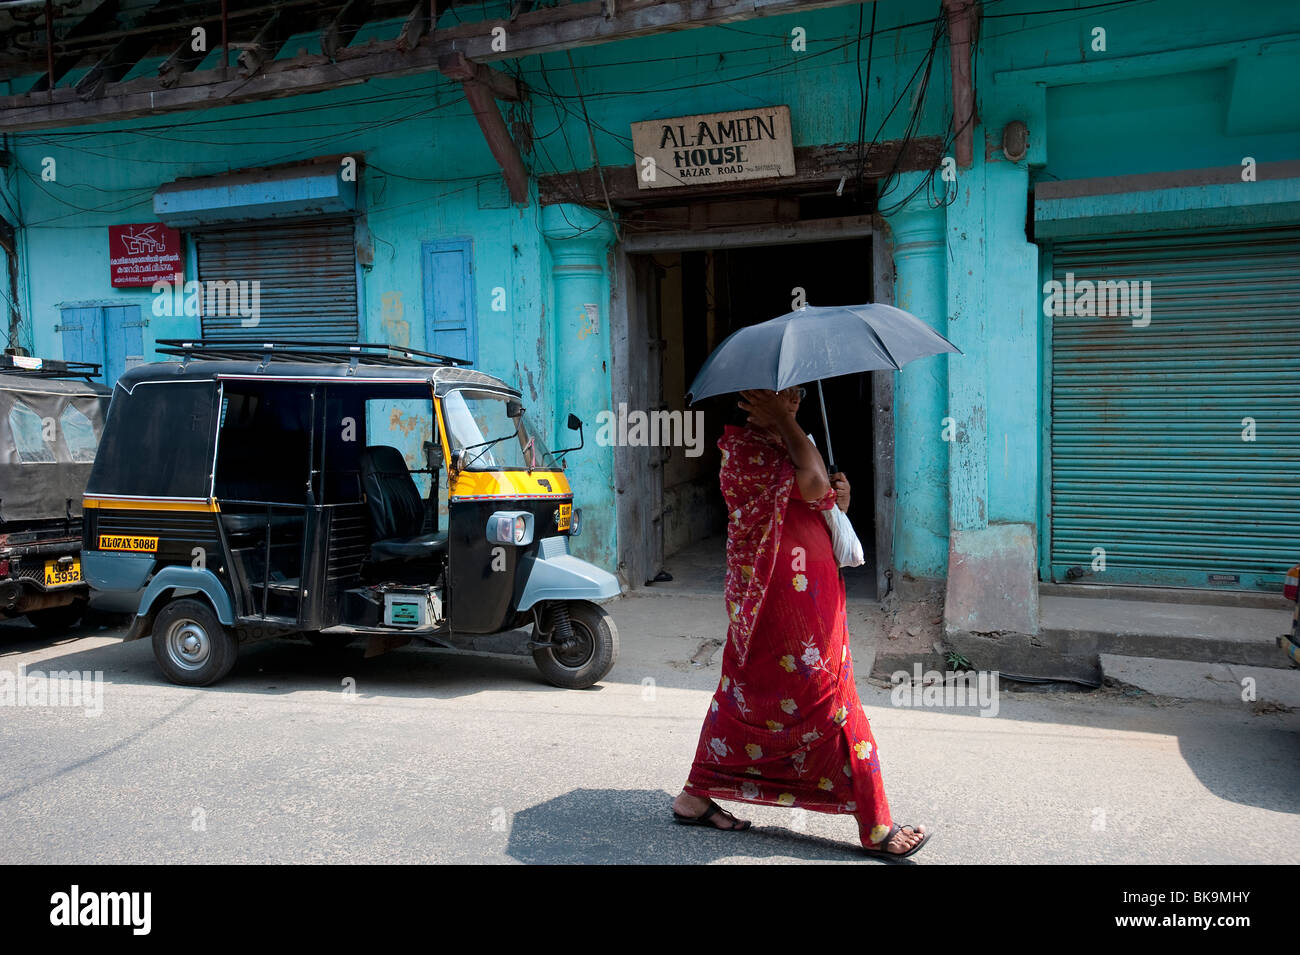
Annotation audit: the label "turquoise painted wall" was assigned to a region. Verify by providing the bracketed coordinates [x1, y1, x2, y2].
[882, 0, 1300, 584]
[2, 0, 1297, 589]
[974, 0, 1300, 593]
[1, 2, 945, 579]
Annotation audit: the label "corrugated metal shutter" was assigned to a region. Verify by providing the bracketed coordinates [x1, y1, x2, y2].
[193, 217, 358, 340]
[1050, 226, 1300, 591]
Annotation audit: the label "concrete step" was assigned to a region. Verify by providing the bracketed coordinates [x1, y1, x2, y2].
[1040, 594, 1293, 668]
[1039, 581, 1287, 610]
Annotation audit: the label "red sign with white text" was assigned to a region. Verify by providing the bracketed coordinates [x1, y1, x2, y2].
[109, 223, 183, 287]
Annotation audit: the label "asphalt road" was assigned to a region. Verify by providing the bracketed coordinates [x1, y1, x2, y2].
[1, 593, 1297, 864]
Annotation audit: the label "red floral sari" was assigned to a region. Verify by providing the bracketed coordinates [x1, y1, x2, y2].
[683, 424, 894, 847]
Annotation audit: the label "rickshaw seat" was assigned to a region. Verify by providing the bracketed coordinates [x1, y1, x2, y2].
[360, 445, 444, 563]
[370, 531, 448, 561]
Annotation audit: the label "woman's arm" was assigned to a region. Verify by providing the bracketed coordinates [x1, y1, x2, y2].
[738, 389, 831, 503]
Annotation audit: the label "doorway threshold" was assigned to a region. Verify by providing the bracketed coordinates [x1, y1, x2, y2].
[645, 533, 879, 602]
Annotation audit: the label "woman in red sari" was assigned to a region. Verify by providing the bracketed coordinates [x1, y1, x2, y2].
[671, 388, 928, 859]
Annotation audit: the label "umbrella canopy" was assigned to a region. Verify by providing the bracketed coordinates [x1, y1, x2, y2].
[685, 303, 961, 404]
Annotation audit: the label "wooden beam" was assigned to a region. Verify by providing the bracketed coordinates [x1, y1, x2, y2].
[235, 9, 292, 77]
[322, 0, 373, 60]
[74, 0, 175, 100]
[159, 12, 224, 88]
[395, 0, 431, 52]
[942, 0, 976, 168]
[620, 212, 876, 253]
[42, 0, 55, 102]
[0, 0, 426, 85]
[439, 48, 529, 204]
[538, 136, 944, 208]
[437, 51, 521, 101]
[30, 0, 123, 93]
[0, 0, 872, 131]
[459, 79, 530, 205]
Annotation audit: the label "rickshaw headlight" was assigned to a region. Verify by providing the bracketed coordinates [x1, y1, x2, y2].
[569, 507, 582, 537]
[486, 511, 533, 546]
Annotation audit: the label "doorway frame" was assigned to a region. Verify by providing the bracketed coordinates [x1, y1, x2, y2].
[610, 214, 897, 598]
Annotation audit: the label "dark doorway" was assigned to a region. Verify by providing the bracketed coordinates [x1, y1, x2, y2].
[634, 236, 879, 598]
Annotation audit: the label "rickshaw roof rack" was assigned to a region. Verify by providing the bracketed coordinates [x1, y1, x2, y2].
[155, 338, 473, 368]
[0, 353, 103, 381]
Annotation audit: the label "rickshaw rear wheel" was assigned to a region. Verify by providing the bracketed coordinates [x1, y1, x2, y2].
[152, 598, 239, 687]
[532, 600, 619, 690]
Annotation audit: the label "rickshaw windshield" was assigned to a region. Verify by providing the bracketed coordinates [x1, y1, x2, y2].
[442, 389, 555, 470]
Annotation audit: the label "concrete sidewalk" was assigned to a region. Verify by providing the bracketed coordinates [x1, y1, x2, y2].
[1039, 592, 1292, 668]
[644, 537, 1299, 699]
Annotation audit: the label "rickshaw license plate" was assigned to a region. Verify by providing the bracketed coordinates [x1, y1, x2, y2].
[97, 535, 158, 552]
[44, 560, 81, 587]
[556, 504, 572, 531]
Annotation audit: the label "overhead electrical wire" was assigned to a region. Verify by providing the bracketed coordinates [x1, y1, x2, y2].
[10, 0, 1161, 231]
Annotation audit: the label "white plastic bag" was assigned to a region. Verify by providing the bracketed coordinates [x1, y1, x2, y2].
[800, 433, 864, 568]
[823, 506, 865, 568]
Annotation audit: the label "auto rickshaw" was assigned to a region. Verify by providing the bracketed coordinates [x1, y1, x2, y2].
[82, 339, 620, 688]
[0, 353, 111, 632]
[1281, 564, 1299, 667]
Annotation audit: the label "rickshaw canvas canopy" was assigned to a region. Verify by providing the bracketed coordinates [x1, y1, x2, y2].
[0, 374, 111, 522]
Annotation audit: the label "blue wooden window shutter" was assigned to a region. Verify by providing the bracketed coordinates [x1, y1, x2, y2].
[422, 239, 476, 366]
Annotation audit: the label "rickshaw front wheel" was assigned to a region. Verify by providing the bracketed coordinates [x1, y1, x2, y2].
[152, 598, 239, 687]
[532, 601, 619, 690]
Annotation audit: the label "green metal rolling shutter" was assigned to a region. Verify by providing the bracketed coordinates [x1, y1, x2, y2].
[1050, 226, 1300, 591]
[193, 217, 359, 340]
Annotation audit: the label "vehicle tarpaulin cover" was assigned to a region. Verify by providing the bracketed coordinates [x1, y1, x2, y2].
[0, 375, 111, 525]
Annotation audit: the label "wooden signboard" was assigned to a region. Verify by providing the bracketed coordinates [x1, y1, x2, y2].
[631, 106, 795, 190]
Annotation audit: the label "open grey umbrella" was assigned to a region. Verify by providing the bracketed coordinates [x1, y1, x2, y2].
[686, 303, 961, 470]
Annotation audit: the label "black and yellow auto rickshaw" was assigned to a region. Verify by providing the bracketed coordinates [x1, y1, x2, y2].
[0, 354, 111, 632]
[82, 339, 619, 688]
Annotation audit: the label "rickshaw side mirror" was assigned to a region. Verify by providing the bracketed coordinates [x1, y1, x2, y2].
[506, 399, 524, 419]
[554, 413, 585, 460]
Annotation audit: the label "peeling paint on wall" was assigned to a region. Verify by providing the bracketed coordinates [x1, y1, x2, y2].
[388, 408, 427, 436]
[381, 290, 410, 346]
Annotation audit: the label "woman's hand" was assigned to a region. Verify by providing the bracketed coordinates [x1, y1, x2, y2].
[737, 388, 829, 503]
[737, 389, 797, 431]
[831, 472, 851, 512]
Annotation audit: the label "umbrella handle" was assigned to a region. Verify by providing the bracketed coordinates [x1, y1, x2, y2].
[816, 379, 835, 474]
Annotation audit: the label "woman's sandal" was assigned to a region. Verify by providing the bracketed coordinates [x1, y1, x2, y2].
[861, 824, 930, 860]
[672, 799, 752, 831]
